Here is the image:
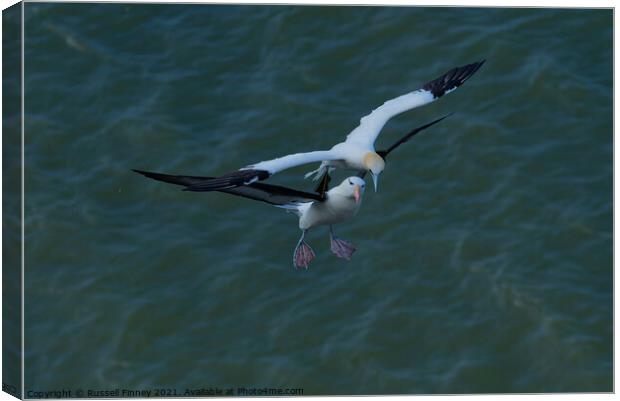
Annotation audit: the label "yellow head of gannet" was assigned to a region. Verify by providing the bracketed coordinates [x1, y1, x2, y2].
[363, 152, 386, 192]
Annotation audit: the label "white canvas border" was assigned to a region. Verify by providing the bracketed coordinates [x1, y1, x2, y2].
[0, 1, 615, 401]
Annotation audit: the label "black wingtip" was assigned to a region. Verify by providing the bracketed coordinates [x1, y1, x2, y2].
[409, 112, 454, 134]
[133, 168, 217, 188]
[423, 60, 485, 99]
[132, 168, 172, 182]
[132, 168, 156, 179]
[379, 112, 453, 158]
[437, 112, 455, 122]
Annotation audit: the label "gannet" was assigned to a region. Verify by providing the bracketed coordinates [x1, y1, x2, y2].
[185, 60, 484, 193]
[133, 170, 365, 269]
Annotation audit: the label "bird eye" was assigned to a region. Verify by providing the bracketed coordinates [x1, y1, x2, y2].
[349, 180, 353, 185]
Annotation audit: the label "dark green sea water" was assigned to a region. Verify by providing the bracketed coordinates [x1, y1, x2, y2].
[21, 3, 611, 394]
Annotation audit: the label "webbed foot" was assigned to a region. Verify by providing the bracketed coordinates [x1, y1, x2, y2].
[293, 239, 315, 269]
[330, 236, 356, 260]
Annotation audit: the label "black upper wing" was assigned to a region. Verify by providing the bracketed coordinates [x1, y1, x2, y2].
[133, 169, 324, 206]
[226, 182, 325, 205]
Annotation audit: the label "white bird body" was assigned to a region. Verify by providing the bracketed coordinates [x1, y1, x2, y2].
[283, 176, 366, 268]
[296, 181, 364, 230]
[310, 142, 375, 175]
[276, 176, 365, 230]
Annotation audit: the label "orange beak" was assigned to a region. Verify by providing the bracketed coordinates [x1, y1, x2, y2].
[354, 185, 361, 204]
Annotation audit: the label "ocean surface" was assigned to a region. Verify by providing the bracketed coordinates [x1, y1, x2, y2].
[21, 4, 612, 395]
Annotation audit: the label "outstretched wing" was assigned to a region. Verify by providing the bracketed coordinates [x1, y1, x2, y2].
[246, 150, 343, 174]
[377, 113, 452, 159]
[133, 169, 324, 206]
[345, 61, 484, 148]
[184, 150, 344, 192]
[356, 114, 452, 180]
[220, 181, 324, 206]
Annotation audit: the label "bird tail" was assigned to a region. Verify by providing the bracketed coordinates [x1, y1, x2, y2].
[274, 201, 310, 217]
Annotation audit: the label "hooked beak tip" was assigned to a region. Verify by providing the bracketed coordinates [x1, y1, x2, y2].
[371, 173, 379, 192]
[354, 185, 361, 204]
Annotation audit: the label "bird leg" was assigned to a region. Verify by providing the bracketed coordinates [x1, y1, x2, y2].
[293, 230, 315, 269]
[329, 226, 356, 260]
[304, 164, 328, 181]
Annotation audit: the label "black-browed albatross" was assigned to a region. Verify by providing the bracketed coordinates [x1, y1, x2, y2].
[134, 171, 365, 269]
[183, 60, 484, 193]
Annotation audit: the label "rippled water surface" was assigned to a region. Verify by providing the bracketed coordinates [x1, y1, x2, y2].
[22, 4, 612, 394]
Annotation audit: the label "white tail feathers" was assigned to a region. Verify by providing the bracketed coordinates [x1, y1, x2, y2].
[275, 202, 311, 217]
[275, 203, 302, 211]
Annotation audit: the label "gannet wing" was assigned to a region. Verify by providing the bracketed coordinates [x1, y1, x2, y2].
[377, 113, 452, 159]
[345, 61, 484, 148]
[182, 150, 344, 192]
[354, 114, 453, 181]
[247, 150, 342, 174]
[132, 169, 325, 205]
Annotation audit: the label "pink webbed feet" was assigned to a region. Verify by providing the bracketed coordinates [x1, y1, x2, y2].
[330, 235, 356, 260]
[293, 230, 315, 269]
[293, 241, 316, 269]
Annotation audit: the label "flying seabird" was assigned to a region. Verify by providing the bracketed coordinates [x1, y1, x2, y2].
[184, 60, 484, 193]
[133, 169, 365, 269]
[134, 116, 449, 269]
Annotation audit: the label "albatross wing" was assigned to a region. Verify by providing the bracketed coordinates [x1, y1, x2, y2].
[182, 169, 271, 191]
[132, 169, 324, 206]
